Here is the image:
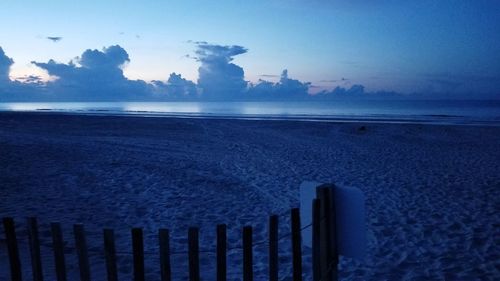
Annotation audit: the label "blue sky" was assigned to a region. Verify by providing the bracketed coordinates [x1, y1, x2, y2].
[0, 0, 499, 100]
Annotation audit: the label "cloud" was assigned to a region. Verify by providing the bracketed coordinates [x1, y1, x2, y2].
[152, 72, 198, 99]
[47, 36, 63, 43]
[314, 84, 403, 100]
[275, 69, 311, 97]
[0, 47, 14, 82]
[14, 75, 44, 84]
[0, 48, 49, 101]
[194, 42, 248, 100]
[165, 73, 197, 97]
[319, 77, 349, 83]
[2, 43, 498, 102]
[31, 45, 151, 101]
[248, 69, 311, 100]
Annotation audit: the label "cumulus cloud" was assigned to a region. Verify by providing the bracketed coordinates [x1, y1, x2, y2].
[0, 43, 407, 102]
[152, 72, 198, 100]
[32, 45, 151, 101]
[4, 42, 494, 102]
[165, 73, 197, 97]
[0, 47, 14, 82]
[194, 42, 248, 100]
[248, 69, 311, 100]
[0, 48, 49, 101]
[314, 84, 402, 100]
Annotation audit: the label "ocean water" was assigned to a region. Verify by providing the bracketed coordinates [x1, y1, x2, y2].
[0, 100, 499, 125]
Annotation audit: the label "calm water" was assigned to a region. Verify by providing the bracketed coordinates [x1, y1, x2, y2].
[1, 101, 499, 125]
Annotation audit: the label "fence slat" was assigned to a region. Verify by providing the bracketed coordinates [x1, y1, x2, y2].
[51, 223, 67, 281]
[268, 215, 278, 281]
[291, 208, 302, 281]
[159, 229, 171, 281]
[132, 228, 145, 281]
[312, 199, 321, 281]
[317, 185, 340, 281]
[216, 224, 227, 281]
[188, 227, 200, 281]
[103, 229, 118, 281]
[74, 224, 91, 281]
[3, 218, 23, 281]
[316, 187, 331, 280]
[326, 187, 339, 281]
[27, 217, 43, 281]
[4, 199, 339, 281]
[243, 226, 253, 281]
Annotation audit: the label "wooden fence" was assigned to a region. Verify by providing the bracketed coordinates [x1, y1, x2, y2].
[2, 185, 339, 281]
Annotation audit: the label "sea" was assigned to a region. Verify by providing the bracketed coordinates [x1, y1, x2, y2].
[1, 100, 499, 126]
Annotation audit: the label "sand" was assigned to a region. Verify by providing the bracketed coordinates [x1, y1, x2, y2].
[0, 112, 499, 280]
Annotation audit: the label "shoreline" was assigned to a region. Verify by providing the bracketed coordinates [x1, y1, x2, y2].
[0, 110, 498, 127]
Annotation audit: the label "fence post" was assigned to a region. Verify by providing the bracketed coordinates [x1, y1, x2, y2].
[326, 187, 339, 280]
[291, 208, 302, 281]
[74, 224, 91, 281]
[159, 229, 171, 281]
[27, 217, 43, 281]
[243, 226, 253, 281]
[103, 229, 118, 281]
[316, 184, 338, 281]
[51, 222, 67, 281]
[3, 218, 23, 281]
[132, 228, 145, 281]
[188, 227, 200, 281]
[268, 215, 279, 281]
[216, 224, 227, 281]
[312, 199, 321, 281]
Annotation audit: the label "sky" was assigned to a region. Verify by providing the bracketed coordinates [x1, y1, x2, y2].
[0, 0, 499, 101]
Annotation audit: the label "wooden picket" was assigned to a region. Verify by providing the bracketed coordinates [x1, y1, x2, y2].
[1, 185, 339, 281]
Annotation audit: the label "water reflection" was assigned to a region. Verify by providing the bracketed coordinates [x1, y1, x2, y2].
[0, 101, 499, 125]
[123, 102, 202, 114]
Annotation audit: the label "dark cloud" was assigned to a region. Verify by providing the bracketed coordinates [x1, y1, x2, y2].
[14, 75, 44, 84]
[47, 36, 62, 43]
[315, 84, 402, 100]
[2, 43, 498, 102]
[276, 70, 311, 97]
[0, 47, 14, 82]
[194, 42, 248, 100]
[166, 73, 197, 97]
[152, 73, 198, 99]
[248, 70, 311, 100]
[31, 45, 151, 101]
[0, 48, 50, 101]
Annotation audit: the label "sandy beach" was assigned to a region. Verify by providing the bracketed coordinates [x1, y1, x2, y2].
[0, 112, 499, 280]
